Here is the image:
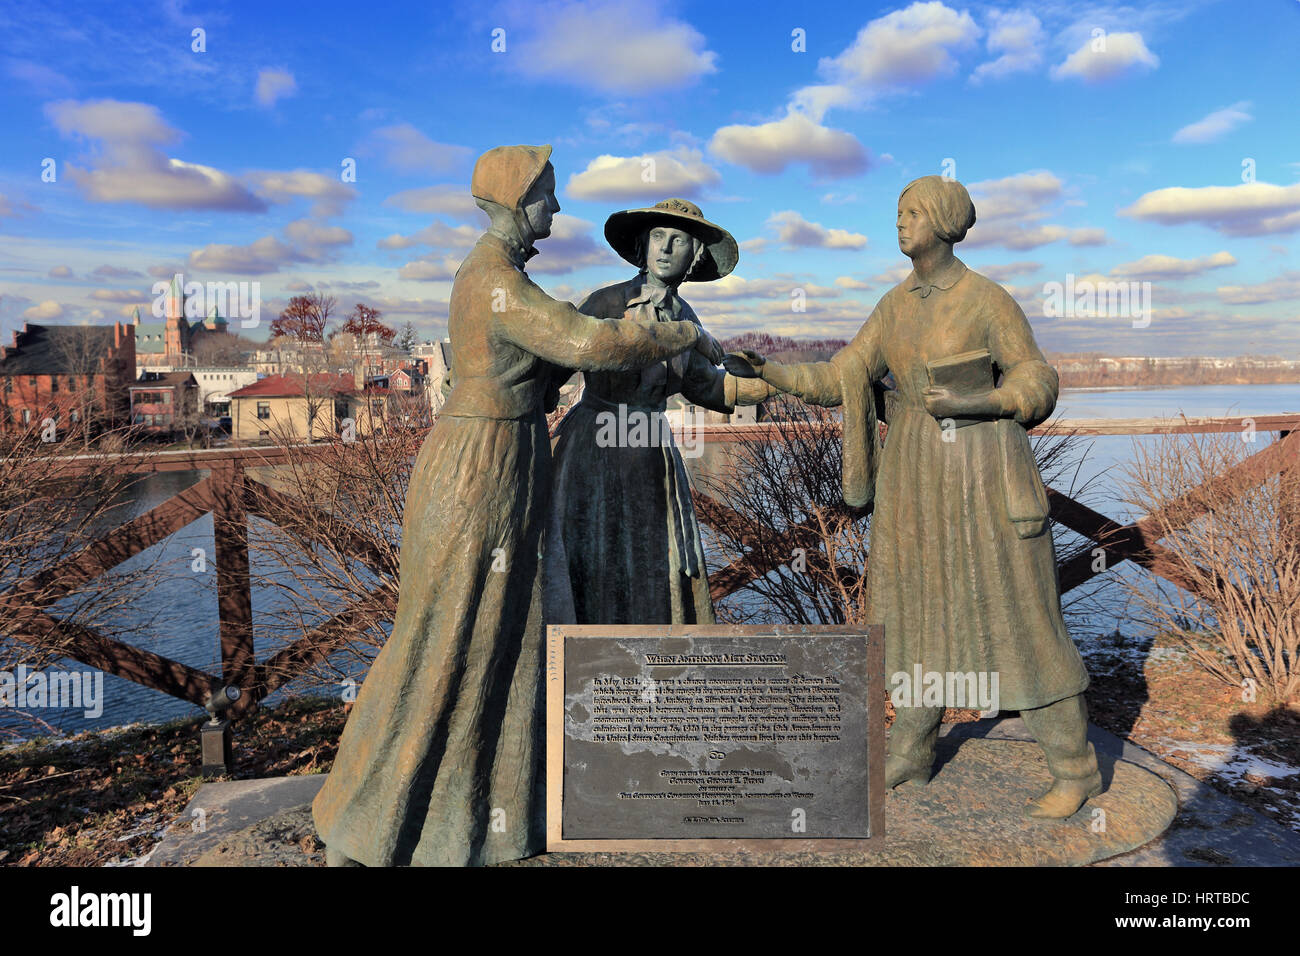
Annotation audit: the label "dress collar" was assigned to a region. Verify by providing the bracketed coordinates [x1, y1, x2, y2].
[906, 257, 967, 298]
[627, 272, 681, 318]
[481, 229, 537, 269]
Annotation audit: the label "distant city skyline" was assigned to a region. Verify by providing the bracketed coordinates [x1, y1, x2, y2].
[1, 0, 1297, 356]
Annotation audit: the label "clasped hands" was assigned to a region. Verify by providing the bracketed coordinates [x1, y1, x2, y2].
[723, 348, 1005, 419]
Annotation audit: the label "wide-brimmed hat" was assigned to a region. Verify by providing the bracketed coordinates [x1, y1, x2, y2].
[604, 198, 738, 282]
[471, 144, 553, 211]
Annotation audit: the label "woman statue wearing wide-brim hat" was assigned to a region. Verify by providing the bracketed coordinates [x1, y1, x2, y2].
[548, 198, 777, 626]
[313, 148, 721, 867]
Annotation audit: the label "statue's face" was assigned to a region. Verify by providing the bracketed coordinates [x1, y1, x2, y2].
[522, 165, 559, 240]
[897, 195, 940, 258]
[645, 225, 695, 283]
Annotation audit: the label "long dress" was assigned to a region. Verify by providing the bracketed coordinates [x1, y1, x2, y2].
[548, 274, 770, 625]
[783, 257, 1089, 711]
[311, 233, 701, 866]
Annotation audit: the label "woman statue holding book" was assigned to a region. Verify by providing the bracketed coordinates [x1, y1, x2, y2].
[726, 175, 1101, 819]
[548, 198, 774, 626]
[313, 146, 719, 867]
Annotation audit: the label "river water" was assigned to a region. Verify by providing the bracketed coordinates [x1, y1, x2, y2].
[6, 384, 1297, 738]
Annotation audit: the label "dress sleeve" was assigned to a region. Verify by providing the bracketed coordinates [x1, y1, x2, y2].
[774, 303, 886, 407]
[987, 289, 1058, 428]
[679, 346, 731, 414]
[498, 272, 699, 372]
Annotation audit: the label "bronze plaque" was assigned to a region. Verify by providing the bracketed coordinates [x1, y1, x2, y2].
[546, 624, 884, 853]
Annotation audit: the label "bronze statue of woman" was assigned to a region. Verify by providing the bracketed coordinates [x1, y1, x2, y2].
[312, 146, 722, 866]
[548, 198, 774, 625]
[728, 175, 1102, 819]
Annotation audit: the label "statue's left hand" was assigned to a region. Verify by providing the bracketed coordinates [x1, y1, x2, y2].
[923, 386, 1001, 419]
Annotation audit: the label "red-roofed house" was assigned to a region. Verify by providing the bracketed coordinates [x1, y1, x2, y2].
[228, 373, 390, 442]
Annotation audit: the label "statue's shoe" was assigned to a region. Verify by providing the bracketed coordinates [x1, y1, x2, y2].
[1024, 771, 1103, 819]
[885, 754, 931, 789]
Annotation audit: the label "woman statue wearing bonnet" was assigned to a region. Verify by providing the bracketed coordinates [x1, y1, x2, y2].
[313, 147, 722, 866]
[728, 175, 1102, 819]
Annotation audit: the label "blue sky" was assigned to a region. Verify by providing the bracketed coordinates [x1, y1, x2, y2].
[1, 0, 1298, 356]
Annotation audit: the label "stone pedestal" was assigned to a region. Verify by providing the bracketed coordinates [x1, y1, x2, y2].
[146, 731, 1191, 867]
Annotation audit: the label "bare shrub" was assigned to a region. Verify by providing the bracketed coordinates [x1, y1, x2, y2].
[1120, 425, 1298, 702]
[700, 396, 1103, 632]
[244, 410, 430, 691]
[0, 420, 164, 737]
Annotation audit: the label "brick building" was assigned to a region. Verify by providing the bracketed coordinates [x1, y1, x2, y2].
[133, 276, 232, 370]
[129, 371, 199, 436]
[0, 321, 135, 435]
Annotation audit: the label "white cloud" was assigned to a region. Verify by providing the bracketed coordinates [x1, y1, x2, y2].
[1110, 251, 1236, 280]
[284, 219, 353, 249]
[1172, 102, 1253, 145]
[507, 0, 717, 94]
[1068, 228, 1107, 246]
[22, 300, 64, 320]
[1051, 31, 1158, 83]
[92, 264, 143, 278]
[793, 1, 980, 118]
[365, 123, 471, 175]
[248, 170, 356, 218]
[763, 210, 867, 250]
[379, 234, 419, 251]
[710, 112, 868, 178]
[45, 99, 266, 211]
[835, 276, 872, 290]
[685, 274, 841, 302]
[565, 148, 721, 201]
[398, 255, 462, 282]
[528, 214, 619, 275]
[970, 10, 1044, 83]
[384, 184, 481, 220]
[962, 171, 1107, 250]
[1120, 182, 1300, 236]
[188, 236, 306, 275]
[255, 68, 297, 108]
[48, 265, 73, 278]
[969, 170, 1063, 219]
[974, 261, 1042, 281]
[405, 221, 480, 252]
[0, 193, 37, 219]
[89, 289, 145, 303]
[1216, 272, 1300, 305]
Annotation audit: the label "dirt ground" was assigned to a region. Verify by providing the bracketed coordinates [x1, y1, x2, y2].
[2, 637, 1296, 865]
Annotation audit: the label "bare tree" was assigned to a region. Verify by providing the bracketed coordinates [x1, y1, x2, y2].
[191, 332, 257, 368]
[269, 294, 340, 439]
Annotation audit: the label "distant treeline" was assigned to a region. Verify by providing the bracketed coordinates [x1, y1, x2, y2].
[720, 338, 1300, 388]
[1046, 353, 1300, 389]
[721, 333, 848, 364]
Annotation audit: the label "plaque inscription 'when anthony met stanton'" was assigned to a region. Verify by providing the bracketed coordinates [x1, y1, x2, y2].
[547, 626, 883, 850]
